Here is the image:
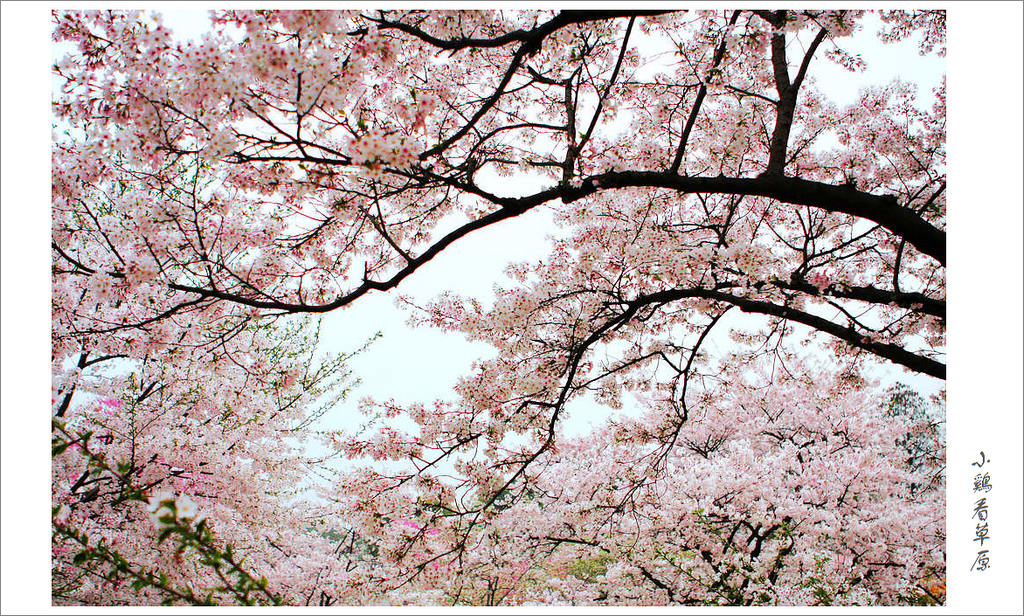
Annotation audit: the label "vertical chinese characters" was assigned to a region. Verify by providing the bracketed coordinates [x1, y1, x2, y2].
[971, 451, 991, 572]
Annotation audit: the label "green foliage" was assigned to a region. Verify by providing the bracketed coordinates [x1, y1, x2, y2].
[566, 553, 614, 583]
[885, 382, 945, 493]
[52, 421, 284, 605]
[54, 493, 284, 605]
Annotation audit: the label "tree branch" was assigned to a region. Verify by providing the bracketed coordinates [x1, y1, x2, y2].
[670, 11, 741, 174]
[631, 287, 945, 378]
[765, 24, 829, 175]
[367, 10, 672, 52]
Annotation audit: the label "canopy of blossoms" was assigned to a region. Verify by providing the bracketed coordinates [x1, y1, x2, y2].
[50, 9, 945, 606]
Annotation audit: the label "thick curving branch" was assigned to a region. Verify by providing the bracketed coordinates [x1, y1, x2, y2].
[366, 10, 673, 52]
[62, 165, 944, 322]
[628, 287, 945, 379]
[560, 172, 945, 264]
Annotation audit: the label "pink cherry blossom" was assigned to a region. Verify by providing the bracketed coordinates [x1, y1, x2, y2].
[51, 9, 945, 607]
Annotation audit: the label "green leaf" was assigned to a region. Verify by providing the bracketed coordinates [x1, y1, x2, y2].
[52, 439, 70, 456]
[72, 550, 93, 566]
[157, 527, 175, 544]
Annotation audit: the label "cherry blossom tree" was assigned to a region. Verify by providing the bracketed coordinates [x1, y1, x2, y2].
[51, 9, 945, 605]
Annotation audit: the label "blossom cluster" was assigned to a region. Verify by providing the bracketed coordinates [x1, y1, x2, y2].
[349, 130, 420, 177]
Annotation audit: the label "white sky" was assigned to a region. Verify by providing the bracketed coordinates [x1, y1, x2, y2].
[2, 4, 1021, 614]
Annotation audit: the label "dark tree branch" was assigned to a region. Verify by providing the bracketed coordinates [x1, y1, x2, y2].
[162, 169, 943, 314]
[765, 23, 829, 175]
[630, 287, 945, 378]
[670, 11, 741, 174]
[366, 10, 672, 52]
[377, 12, 671, 159]
[775, 277, 944, 318]
[560, 172, 945, 264]
[64, 166, 944, 324]
[575, 16, 636, 169]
